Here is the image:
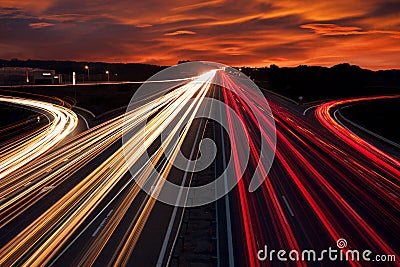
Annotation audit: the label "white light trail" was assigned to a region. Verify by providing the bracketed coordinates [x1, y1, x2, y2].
[0, 96, 78, 179]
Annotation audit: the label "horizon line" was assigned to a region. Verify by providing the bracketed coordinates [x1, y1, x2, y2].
[1, 58, 399, 72]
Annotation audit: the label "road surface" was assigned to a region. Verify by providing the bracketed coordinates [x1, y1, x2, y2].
[0, 69, 398, 266]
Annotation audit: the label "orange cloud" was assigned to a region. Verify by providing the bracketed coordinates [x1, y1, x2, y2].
[28, 22, 54, 29]
[301, 23, 400, 39]
[136, 23, 152, 28]
[164, 30, 196, 36]
[300, 24, 364, 36]
[0, 0, 399, 70]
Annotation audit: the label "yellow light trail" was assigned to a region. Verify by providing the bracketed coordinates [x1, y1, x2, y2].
[0, 96, 78, 179]
[0, 82, 186, 226]
[0, 70, 217, 266]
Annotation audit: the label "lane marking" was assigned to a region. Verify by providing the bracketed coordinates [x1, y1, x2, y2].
[282, 195, 295, 217]
[39, 185, 54, 193]
[77, 113, 90, 130]
[302, 104, 320, 116]
[334, 108, 400, 149]
[92, 209, 114, 237]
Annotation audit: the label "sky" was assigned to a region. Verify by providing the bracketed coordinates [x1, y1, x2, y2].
[0, 0, 399, 69]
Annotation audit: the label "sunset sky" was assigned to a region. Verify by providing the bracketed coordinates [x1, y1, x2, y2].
[0, 0, 399, 69]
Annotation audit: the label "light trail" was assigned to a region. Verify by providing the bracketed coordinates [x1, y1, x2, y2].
[220, 73, 304, 267]
[0, 70, 217, 266]
[0, 96, 78, 179]
[111, 84, 210, 266]
[219, 72, 398, 266]
[267, 105, 398, 265]
[315, 95, 400, 175]
[0, 69, 398, 267]
[0, 83, 189, 225]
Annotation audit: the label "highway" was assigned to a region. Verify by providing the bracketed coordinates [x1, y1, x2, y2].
[0, 67, 398, 266]
[0, 70, 217, 266]
[220, 82, 399, 266]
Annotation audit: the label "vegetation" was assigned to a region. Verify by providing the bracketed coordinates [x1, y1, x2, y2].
[241, 63, 400, 102]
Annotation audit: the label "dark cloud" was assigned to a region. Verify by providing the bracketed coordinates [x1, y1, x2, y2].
[370, 1, 400, 17]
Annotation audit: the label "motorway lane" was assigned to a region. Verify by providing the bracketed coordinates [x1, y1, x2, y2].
[0, 85, 189, 231]
[0, 69, 217, 266]
[221, 82, 399, 266]
[0, 68, 398, 266]
[50, 115, 210, 267]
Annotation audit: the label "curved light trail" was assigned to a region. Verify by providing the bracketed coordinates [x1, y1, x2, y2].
[315, 95, 400, 173]
[0, 96, 78, 179]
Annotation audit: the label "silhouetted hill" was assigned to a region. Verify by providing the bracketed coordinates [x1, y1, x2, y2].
[241, 63, 400, 102]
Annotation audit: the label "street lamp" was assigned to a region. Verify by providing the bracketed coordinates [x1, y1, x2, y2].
[72, 71, 77, 100]
[105, 70, 110, 82]
[85, 65, 90, 82]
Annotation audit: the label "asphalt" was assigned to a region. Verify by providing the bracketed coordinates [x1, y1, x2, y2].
[1, 87, 398, 267]
[226, 91, 399, 266]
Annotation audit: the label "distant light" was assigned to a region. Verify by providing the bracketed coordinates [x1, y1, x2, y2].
[43, 73, 52, 76]
[105, 70, 109, 74]
[85, 65, 89, 70]
[54, 76, 59, 79]
[73, 72, 76, 85]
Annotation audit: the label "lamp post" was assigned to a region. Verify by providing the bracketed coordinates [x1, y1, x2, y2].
[85, 65, 90, 82]
[106, 70, 110, 82]
[72, 72, 77, 100]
